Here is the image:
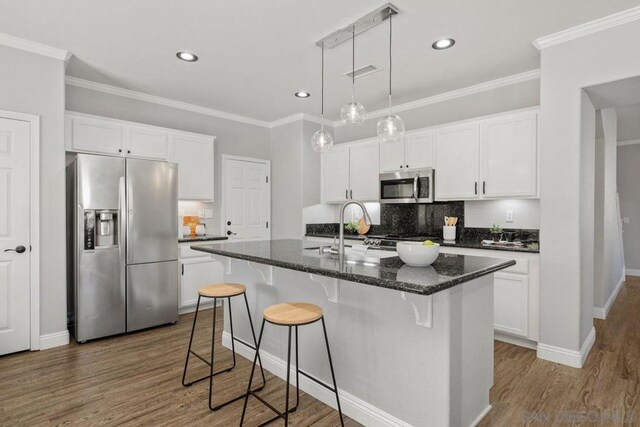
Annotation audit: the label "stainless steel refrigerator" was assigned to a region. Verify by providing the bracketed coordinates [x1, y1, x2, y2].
[66, 154, 178, 342]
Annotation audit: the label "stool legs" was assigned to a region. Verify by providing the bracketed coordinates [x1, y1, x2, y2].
[322, 317, 344, 426]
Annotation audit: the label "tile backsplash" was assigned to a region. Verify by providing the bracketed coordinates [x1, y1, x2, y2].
[379, 202, 464, 236]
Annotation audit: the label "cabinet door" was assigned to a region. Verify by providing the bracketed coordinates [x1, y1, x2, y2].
[434, 122, 480, 200]
[379, 138, 405, 172]
[349, 141, 380, 201]
[405, 131, 433, 169]
[494, 272, 529, 338]
[171, 134, 214, 200]
[481, 111, 538, 198]
[66, 114, 125, 156]
[126, 126, 170, 160]
[180, 257, 223, 308]
[322, 145, 350, 203]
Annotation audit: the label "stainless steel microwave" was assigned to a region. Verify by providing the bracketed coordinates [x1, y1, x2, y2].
[379, 168, 435, 204]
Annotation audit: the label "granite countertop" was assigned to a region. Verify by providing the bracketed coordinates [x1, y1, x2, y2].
[304, 233, 539, 254]
[179, 235, 228, 243]
[191, 239, 515, 296]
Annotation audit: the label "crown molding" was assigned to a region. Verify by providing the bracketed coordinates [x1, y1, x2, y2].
[0, 32, 71, 62]
[66, 76, 272, 128]
[533, 6, 640, 50]
[618, 138, 640, 147]
[341, 69, 540, 126]
[269, 113, 335, 128]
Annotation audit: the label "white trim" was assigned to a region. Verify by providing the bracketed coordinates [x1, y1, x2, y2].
[536, 326, 596, 368]
[222, 332, 413, 427]
[66, 76, 272, 128]
[220, 155, 271, 241]
[470, 405, 492, 427]
[348, 69, 540, 125]
[593, 274, 625, 319]
[269, 113, 334, 129]
[533, 6, 640, 49]
[618, 138, 640, 147]
[39, 330, 69, 350]
[0, 32, 71, 62]
[0, 109, 41, 351]
[626, 269, 640, 277]
[494, 332, 537, 350]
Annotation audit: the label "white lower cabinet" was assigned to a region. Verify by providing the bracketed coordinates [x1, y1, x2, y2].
[179, 243, 223, 312]
[493, 272, 529, 337]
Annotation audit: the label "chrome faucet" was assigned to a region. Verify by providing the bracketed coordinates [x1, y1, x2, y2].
[337, 201, 372, 255]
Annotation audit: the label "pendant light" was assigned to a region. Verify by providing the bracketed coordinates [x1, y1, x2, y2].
[340, 25, 366, 125]
[311, 44, 334, 153]
[377, 10, 405, 142]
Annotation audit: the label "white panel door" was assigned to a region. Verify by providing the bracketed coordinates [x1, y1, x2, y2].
[126, 126, 170, 160]
[434, 122, 480, 200]
[494, 272, 529, 337]
[405, 131, 434, 170]
[349, 141, 380, 201]
[379, 138, 405, 172]
[224, 158, 270, 240]
[481, 111, 538, 198]
[171, 134, 214, 200]
[66, 115, 125, 156]
[180, 257, 223, 308]
[322, 145, 350, 203]
[0, 118, 31, 356]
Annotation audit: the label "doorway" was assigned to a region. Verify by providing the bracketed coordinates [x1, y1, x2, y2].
[0, 110, 40, 356]
[221, 155, 271, 241]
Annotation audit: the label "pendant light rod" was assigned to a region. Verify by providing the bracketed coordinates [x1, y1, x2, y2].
[388, 10, 393, 113]
[315, 3, 399, 49]
[351, 24, 356, 99]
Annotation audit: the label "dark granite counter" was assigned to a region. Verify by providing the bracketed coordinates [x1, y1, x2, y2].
[304, 233, 539, 254]
[191, 239, 515, 296]
[179, 235, 228, 243]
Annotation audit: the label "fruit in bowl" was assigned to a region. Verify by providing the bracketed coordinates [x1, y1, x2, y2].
[396, 241, 440, 267]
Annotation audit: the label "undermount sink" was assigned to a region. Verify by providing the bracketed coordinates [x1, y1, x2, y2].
[303, 245, 398, 263]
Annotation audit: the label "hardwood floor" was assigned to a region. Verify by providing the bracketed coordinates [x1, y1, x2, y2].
[1, 277, 639, 426]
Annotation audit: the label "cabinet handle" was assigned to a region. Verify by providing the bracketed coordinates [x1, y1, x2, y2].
[474, 182, 478, 195]
[400, 165, 403, 169]
[350, 189, 353, 199]
[118, 149, 122, 153]
[483, 181, 486, 194]
[406, 164, 409, 168]
[181, 264, 184, 275]
[127, 150, 131, 154]
[345, 189, 348, 199]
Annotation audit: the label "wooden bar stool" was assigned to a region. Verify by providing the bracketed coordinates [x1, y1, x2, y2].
[240, 302, 344, 427]
[182, 283, 266, 411]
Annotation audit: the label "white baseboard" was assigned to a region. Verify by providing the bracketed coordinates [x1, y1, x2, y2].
[626, 268, 640, 277]
[470, 405, 492, 427]
[39, 330, 70, 350]
[494, 332, 537, 350]
[593, 274, 625, 320]
[536, 326, 596, 368]
[222, 332, 414, 427]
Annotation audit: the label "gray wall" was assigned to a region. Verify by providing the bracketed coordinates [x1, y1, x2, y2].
[334, 79, 540, 143]
[618, 143, 640, 270]
[0, 45, 66, 336]
[66, 85, 271, 235]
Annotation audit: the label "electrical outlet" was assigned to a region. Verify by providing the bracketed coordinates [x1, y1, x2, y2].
[506, 210, 514, 223]
[623, 217, 630, 224]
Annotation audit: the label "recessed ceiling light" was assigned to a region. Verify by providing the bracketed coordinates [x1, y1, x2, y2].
[295, 91, 311, 98]
[432, 38, 455, 50]
[176, 52, 198, 62]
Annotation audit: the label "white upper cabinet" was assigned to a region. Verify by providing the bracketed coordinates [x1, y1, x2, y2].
[170, 134, 215, 201]
[380, 131, 433, 172]
[66, 114, 125, 156]
[349, 141, 380, 201]
[480, 111, 538, 198]
[322, 145, 350, 203]
[434, 122, 480, 200]
[126, 125, 170, 160]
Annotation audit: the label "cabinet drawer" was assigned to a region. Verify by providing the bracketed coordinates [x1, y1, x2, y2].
[501, 258, 528, 274]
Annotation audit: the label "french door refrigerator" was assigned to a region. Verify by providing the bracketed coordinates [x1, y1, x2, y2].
[67, 154, 178, 342]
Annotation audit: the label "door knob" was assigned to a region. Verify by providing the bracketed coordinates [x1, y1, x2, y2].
[226, 231, 237, 236]
[4, 245, 26, 254]
[227, 221, 232, 226]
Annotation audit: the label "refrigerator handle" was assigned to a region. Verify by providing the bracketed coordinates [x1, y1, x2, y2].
[118, 176, 126, 292]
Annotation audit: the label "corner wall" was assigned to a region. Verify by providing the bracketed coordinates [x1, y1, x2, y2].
[618, 143, 640, 271]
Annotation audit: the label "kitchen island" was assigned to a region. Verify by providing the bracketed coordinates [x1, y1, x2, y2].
[191, 239, 514, 427]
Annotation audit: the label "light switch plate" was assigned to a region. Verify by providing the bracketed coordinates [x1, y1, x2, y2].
[506, 210, 514, 223]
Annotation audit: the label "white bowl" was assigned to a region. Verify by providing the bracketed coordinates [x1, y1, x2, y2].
[396, 242, 440, 267]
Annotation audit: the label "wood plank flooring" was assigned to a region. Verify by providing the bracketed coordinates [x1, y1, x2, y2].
[1, 276, 640, 426]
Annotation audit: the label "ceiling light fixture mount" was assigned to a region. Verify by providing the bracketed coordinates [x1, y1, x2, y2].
[295, 91, 311, 98]
[432, 38, 455, 50]
[176, 51, 198, 62]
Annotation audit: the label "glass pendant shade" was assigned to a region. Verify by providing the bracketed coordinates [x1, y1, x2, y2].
[340, 100, 366, 125]
[377, 114, 405, 143]
[311, 128, 334, 152]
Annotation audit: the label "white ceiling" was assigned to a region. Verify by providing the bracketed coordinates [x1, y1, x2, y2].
[1, 0, 638, 122]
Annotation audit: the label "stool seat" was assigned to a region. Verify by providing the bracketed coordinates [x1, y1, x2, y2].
[263, 302, 323, 326]
[198, 283, 246, 298]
